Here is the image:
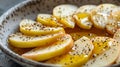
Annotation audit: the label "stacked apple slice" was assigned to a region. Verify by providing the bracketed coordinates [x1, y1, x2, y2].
[53, 4, 78, 28]
[90, 4, 117, 29]
[20, 19, 64, 36]
[8, 19, 74, 62]
[7, 4, 120, 67]
[22, 34, 73, 61]
[73, 5, 96, 29]
[8, 32, 64, 48]
[83, 37, 120, 67]
[46, 36, 94, 67]
[106, 8, 120, 35]
[36, 14, 63, 27]
[45, 36, 120, 67]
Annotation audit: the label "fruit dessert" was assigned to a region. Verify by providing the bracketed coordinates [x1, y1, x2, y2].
[8, 4, 120, 67]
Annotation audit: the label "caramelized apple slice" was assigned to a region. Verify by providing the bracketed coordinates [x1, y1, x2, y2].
[46, 36, 94, 67]
[8, 32, 64, 48]
[53, 4, 78, 28]
[106, 8, 120, 35]
[83, 37, 120, 67]
[37, 14, 62, 27]
[75, 5, 96, 14]
[91, 4, 117, 29]
[73, 13, 92, 29]
[20, 19, 65, 36]
[22, 34, 73, 61]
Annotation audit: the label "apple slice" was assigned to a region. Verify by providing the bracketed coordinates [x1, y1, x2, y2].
[75, 5, 96, 14]
[113, 29, 120, 64]
[20, 19, 65, 36]
[110, 7, 120, 20]
[93, 4, 117, 15]
[21, 34, 73, 61]
[53, 4, 78, 18]
[46, 36, 94, 67]
[83, 37, 120, 67]
[73, 13, 93, 29]
[106, 8, 120, 35]
[8, 32, 64, 48]
[91, 37, 111, 57]
[106, 19, 118, 35]
[91, 4, 117, 29]
[36, 14, 63, 27]
[113, 29, 120, 42]
[73, 5, 96, 29]
[53, 4, 78, 28]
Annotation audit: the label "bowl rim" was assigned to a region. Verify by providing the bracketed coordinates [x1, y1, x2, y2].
[0, 0, 120, 67]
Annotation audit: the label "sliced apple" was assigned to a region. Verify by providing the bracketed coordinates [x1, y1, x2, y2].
[8, 32, 64, 48]
[91, 4, 117, 29]
[75, 5, 96, 14]
[91, 37, 111, 57]
[106, 17, 118, 35]
[113, 29, 120, 64]
[93, 4, 117, 14]
[113, 29, 120, 41]
[106, 8, 120, 35]
[110, 7, 120, 19]
[20, 19, 65, 36]
[73, 13, 93, 29]
[53, 4, 78, 28]
[91, 14, 108, 29]
[58, 16, 75, 28]
[36, 14, 63, 27]
[21, 34, 73, 61]
[73, 5, 96, 29]
[46, 36, 94, 67]
[83, 37, 120, 67]
[53, 4, 78, 18]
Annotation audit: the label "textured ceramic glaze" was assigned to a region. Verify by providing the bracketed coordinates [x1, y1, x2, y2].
[0, 0, 120, 67]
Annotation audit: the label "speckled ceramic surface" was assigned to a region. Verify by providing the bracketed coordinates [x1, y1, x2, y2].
[0, 0, 120, 67]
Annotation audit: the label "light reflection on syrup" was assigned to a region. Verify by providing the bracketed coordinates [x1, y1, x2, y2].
[9, 26, 112, 55]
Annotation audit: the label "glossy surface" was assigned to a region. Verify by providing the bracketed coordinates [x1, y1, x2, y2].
[0, 0, 120, 67]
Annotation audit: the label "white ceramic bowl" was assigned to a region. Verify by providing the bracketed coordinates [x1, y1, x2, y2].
[0, 0, 120, 67]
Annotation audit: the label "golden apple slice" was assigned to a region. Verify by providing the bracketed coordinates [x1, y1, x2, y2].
[53, 4, 78, 28]
[8, 32, 64, 48]
[83, 37, 120, 67]
[106, 20, 118, 35]
[73, 5, 96, 29]
[91, 37, 111, 57]
[58, 16, 75, 28]
[22, 34, 73, 61]
[46, 36, 94, 67]
[91, 4, 117, 29]
[75, 5, 96, 14]
[106, 8, 120, 35]
[20, 19, 65, 36]
[36, 14, 63, 27]
[73, 13, 92, 29]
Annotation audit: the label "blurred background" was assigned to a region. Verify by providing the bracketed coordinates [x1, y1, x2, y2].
[0, 0, 24, 67]
[0, 0, 24, 15]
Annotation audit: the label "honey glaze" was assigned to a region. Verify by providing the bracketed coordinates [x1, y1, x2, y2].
[9, 45, 32, 55]
[65, 26, 112, 41]
[9, 25, 112, 55]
